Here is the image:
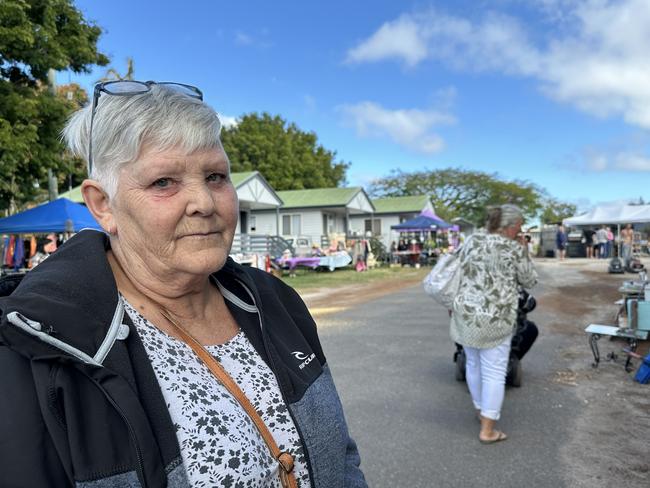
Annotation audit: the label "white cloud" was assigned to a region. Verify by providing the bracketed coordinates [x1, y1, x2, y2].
[586, 153, 608, 172]
[338, 101, 455, 154]
[218, 114, 239, 129]
[346, 15, 428, 67]
[614, 153, 650, 171]
[583, 150, 650, 172]
[234, 30, 272, 49]
[346, 1, 650, 130]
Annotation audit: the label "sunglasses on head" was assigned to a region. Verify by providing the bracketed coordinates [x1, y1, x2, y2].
[87, 80, 203, 176]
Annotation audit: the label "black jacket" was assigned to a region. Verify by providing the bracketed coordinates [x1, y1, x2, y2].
[0, 230, 366, 488]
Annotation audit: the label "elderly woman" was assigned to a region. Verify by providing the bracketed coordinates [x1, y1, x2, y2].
[0, 81, 366, 488]
[451, 204, 537, 444]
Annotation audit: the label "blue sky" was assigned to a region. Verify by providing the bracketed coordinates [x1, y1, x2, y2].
[66, 0, 650, 211]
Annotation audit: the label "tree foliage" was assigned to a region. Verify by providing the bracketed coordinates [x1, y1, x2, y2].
[540, 198, 577, 224]
[629, 196, 646, 206]
[368, 168, 543, 225]
[0, 0, 108, 213]
[220, 112, 349, 191]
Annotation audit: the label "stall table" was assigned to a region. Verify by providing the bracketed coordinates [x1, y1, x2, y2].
[585, 324, 649, 371]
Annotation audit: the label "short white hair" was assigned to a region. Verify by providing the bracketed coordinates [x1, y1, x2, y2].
[62, 84, 223, 198]
[499, 204, 524, 229]
[486, 204, 523, 232]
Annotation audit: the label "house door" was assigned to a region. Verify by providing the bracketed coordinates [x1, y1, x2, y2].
[239, 211, 248, 234]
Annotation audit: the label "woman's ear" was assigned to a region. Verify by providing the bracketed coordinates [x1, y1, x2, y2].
[82, 180, 116, 235]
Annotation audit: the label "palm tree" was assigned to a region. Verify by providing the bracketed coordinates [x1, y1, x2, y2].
[97, 57, 135, 82]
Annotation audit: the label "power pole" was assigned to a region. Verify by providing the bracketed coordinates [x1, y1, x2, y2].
[47, 69, 59, 201]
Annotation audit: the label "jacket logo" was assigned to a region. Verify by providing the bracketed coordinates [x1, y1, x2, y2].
[292, 351, 316, 370]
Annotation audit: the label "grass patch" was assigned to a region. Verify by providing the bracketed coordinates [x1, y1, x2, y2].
[281, 265, 430, 292]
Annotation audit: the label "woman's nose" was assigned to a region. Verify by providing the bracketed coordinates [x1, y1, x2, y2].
[185, 181, 216, 216]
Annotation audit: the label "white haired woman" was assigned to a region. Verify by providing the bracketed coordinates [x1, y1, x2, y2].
[0, 81, 367, 487]
[451, 204, 537, 444]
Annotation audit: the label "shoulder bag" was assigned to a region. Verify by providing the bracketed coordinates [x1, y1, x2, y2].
[422, 249, 462, 309]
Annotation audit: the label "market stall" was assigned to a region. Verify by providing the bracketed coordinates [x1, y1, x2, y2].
[0, 198, 101, 234]
[1, 198, 101, 273]
[390, 210, 454, 265]
[563, 204, 650, 256]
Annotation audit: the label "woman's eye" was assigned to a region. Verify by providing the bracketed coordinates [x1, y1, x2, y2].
[207, 173, 226, 182]
[152, 178, 171, 188]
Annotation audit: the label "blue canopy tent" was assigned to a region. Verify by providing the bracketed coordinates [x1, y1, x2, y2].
[0, 198, 101, 234]
[391, 210, 453, 232]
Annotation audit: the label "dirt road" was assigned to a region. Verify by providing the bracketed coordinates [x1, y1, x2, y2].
[299, 258, 650, 486]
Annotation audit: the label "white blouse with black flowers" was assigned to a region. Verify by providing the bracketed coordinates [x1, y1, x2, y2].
[123, 298, 311, 488]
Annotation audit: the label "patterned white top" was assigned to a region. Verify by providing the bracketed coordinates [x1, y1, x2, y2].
[450, 232, 537, 349]
[123, 299, 311, 488]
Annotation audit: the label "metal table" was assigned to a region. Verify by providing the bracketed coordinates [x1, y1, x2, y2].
[585, 324, 649, 371]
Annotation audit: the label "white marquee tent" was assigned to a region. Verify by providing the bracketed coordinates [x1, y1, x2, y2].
[563, 204, 650, 227]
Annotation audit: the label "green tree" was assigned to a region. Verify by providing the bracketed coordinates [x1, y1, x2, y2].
[629, 196, 646, 206]
[220, 112, 349, 190]
[368, 168, 543, 225]
[0, 0, 108, 213]
[540, 198, 577, 224]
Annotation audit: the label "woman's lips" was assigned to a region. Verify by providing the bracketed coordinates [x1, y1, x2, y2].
[181, 231, 219, 238]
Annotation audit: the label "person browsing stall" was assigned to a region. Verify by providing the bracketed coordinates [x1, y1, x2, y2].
[450, 204, 537, 444]
[0, 81, 366, 488]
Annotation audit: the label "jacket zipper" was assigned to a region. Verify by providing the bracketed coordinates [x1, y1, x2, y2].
[235, 279, 316, 486]
[92, 379, 148, 488]
[6, 317, 148, 488]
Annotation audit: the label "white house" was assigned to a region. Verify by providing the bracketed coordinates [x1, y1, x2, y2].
[348, 195, 433, 248]
[250, 187, 375, 247]
[230, 171, 283, 235]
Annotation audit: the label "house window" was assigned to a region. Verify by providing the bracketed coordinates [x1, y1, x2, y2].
[282, 214, 302, 235]
[293, 215, 302, 235]
[364, 218, 381, 235]
[249, 216, 256, 232]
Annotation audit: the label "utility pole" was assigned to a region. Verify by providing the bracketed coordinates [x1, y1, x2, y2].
[47, 69, 59, 201]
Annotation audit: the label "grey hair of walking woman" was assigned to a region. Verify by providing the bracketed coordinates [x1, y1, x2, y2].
[450, 204, 537, 444]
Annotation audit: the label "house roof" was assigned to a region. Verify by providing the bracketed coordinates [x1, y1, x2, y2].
[372, 195, 430, 214]
[276, 187, 367, 208]
[230, 171, 257, 187]
[231, 171, 282, 208]
[58, 185, 83, 203]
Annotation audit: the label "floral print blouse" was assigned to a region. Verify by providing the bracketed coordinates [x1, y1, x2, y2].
[122, 299, 311, 488]
[450, 232, 537, 349]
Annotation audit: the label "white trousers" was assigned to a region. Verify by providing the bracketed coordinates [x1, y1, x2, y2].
[464, 335, 512, 421]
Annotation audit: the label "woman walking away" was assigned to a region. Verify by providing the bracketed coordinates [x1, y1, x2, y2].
[451, 204, 537, 444]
